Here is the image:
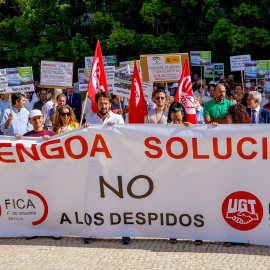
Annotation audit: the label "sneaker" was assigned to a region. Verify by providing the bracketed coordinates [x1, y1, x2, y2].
[122, 237, 131, 245]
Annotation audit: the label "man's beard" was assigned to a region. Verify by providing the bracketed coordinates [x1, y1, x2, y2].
[99, 109, 109, 116]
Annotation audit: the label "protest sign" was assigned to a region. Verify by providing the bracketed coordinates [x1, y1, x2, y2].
[204, 63, 224, 79]
[230, 55, 251, 72]
[245, 60, 270, 79]
[0, 69, 7, 94]
[140, 53, 188, 82]
[190, 51, 211, 66]
[5, 67, 34, 93]
[264, 75, 270, 95]
[85, 55, 117, 68]
[119, 60, 140, 73]
[113, 67, 152, 101]
[1, 124, 270, 247]
[40, 61, 73, 88]
[78, 66, 115, 92]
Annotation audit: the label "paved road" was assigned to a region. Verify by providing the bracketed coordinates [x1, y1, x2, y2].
[1, 237, 270, 269]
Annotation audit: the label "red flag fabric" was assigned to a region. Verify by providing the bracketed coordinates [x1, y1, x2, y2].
[174, 59, 198, 124]
[129, 61, 148, 123]
[87, 40, 108, 113]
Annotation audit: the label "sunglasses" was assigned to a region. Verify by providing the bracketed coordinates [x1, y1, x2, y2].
[60, 112, 71, 116]
[156, 96, 165, 100]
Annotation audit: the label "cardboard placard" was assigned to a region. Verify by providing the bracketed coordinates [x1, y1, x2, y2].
[140, 53, 188, 82]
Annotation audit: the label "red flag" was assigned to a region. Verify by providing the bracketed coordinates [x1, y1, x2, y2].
[129, 61, 148, 123]
[174, 59, 197, 124]
[87, 40, 108, 113]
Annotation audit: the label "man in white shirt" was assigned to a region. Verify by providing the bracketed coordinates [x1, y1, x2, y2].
[85, 92, 124, 125]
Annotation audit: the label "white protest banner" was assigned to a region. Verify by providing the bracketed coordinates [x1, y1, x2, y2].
[85, 55, 117, 68]
[145, 55, 182, 82]
[78, 67, 115, 92]
[5, 67, 34, 93]
[230, 55, 251, 72]
[1, 125, 270, 246]
[40, 60, 73, 88]
[0, 69, 7, 93]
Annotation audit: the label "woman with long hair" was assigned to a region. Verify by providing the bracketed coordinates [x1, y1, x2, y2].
[53, 105, 79, 134]
[226, 104, 251, 124]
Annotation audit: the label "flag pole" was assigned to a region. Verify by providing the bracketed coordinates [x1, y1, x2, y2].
[241, 70, 244, 93]
[80, 94, 88, 126]
[165, 83, 169, 97]
[9, 94, 12, 112]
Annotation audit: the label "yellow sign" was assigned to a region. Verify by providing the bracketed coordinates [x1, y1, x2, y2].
[165, 56, 180, 64]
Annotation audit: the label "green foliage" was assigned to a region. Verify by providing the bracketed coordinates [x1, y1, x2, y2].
[0, 0, 269, 80]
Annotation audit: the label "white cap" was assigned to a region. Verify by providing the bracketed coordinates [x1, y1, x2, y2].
[29, 109, 43, 119]
[170, 83, 178, 88]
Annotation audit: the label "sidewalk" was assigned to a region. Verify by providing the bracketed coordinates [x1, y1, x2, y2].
[0, 237, 270, 269]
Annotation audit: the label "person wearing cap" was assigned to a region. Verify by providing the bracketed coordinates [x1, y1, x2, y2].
[15, 109, 55, 139]
[168, 83, 178, 96]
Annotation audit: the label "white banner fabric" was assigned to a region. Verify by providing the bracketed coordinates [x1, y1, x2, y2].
[0, 124, 270, 246]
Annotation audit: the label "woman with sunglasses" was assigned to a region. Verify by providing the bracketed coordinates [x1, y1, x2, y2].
[53, 105, 79, 134]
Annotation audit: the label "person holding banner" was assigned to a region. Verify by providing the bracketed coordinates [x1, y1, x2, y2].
[0, 93, 32, 136]
[52, 105, 79, 134]
[203, 84, 234, 124]
[15, 109, 55, 139]
[84, 92, 124, 125]
[246, 92, 270, 124]
[144, 89, 168, 124]
[167, 101, 191, 126]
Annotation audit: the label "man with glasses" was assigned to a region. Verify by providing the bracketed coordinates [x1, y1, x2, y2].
[144, 89, 168, 124]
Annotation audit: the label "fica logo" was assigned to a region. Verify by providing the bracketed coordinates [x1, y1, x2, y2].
[222, 191, 263, 231]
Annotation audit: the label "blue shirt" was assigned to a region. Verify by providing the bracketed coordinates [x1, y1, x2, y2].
[0, 107, 33, 136]
[0, 100, 9, 120]
[196, 106, 204, 124]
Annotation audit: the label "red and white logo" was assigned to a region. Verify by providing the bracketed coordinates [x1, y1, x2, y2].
[222, 191, 263, 231]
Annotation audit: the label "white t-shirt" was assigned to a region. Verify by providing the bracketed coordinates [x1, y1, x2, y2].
[86, 111, 124, 124]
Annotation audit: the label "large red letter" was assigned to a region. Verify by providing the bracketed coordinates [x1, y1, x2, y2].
[16, 143, 40, 162]
[65, 136, 88, 159]
[166, 137, 188, 159]
[0, 143, 15, 163]
[145, 137, 162, 159]
[237, 137, 257, 160]
[40, 139, 65, 159]
[213, 138, 232, 159]
[192, 138, 209, 159]
[90, 134, 112, 158]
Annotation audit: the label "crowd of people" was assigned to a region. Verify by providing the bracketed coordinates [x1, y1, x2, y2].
[0, 74, 268, 246]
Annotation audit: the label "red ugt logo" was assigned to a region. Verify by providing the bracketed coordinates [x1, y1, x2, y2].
[222, 191, 263, 231]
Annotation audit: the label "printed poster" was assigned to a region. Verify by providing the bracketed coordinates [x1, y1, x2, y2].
[113, 67, 152, 101]
[190, 51, 211, 66]
[78, 67, 115, 93]
[0, 69, 7, 93]
[245, 61, 270, 79]
[85, 55, 117, 69]
[6, 67, 34, 93]
[264, 75, 270, 95]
